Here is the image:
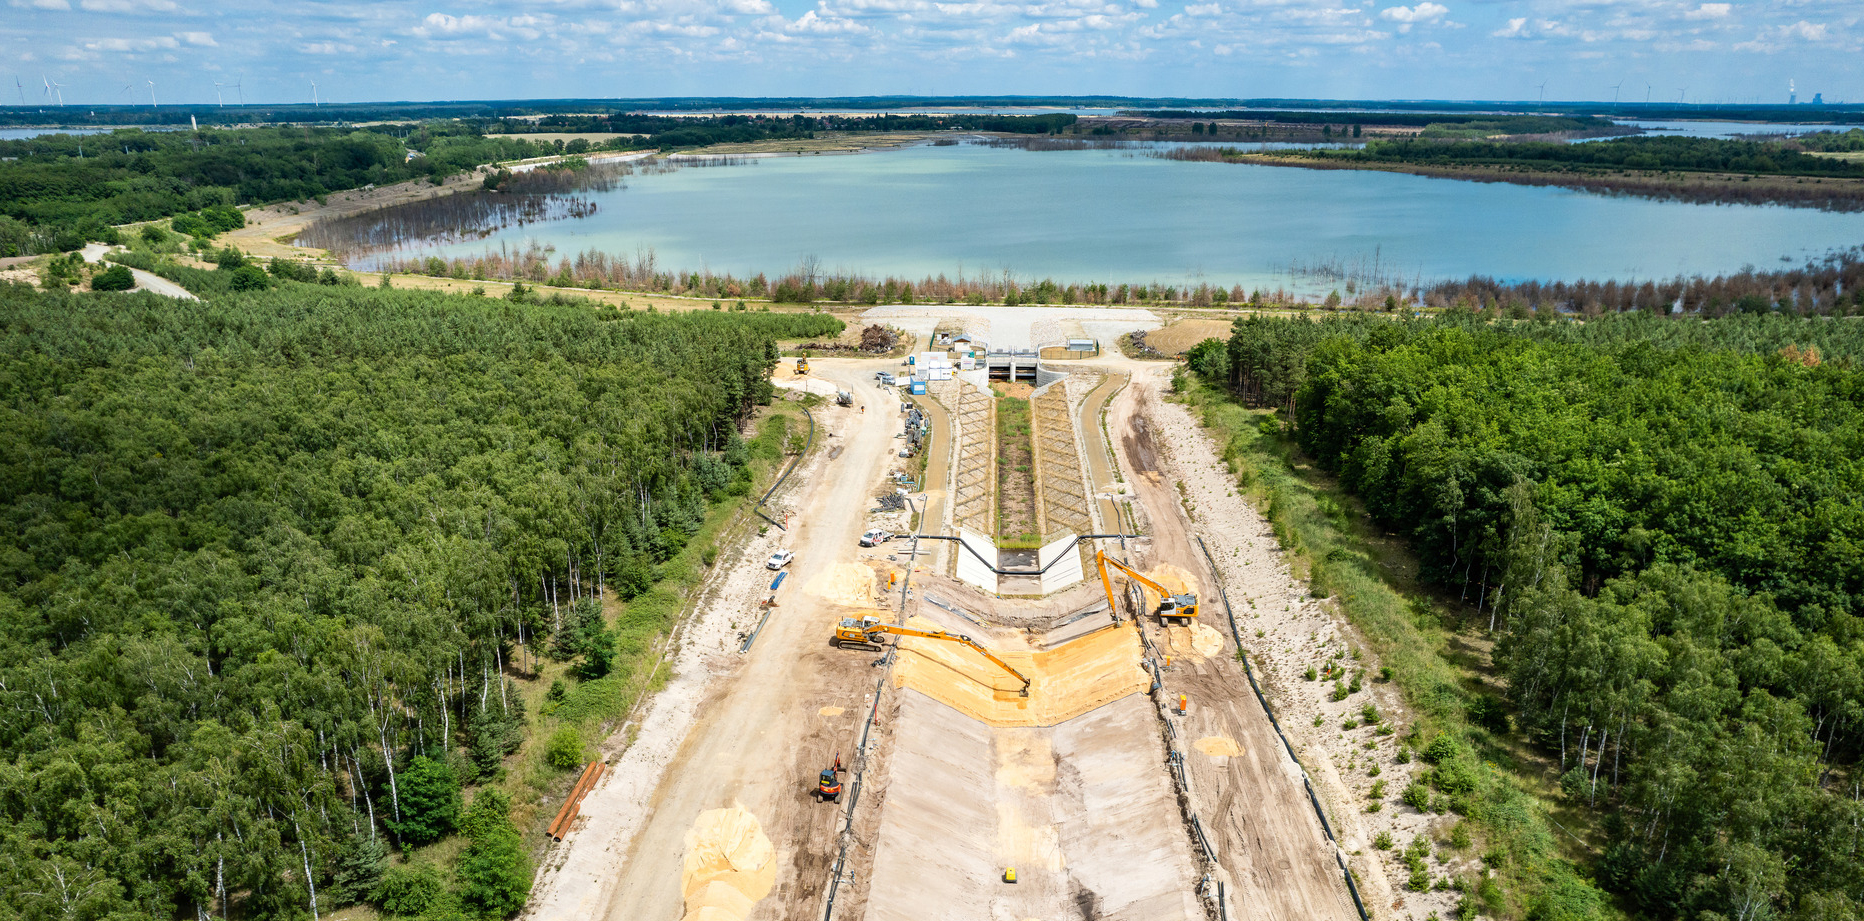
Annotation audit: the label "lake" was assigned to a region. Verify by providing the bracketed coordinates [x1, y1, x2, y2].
[373, 142, 1864, 291]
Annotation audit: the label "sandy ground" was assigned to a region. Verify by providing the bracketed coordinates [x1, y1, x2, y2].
[524, 358, 903, 921]
[1138, 368, 1468, 921]
[78, 243, 198, 300]
[1144, 317, 1235, 355]
[862, 691, 1201, 921]
[1095, 368, 1360, 921]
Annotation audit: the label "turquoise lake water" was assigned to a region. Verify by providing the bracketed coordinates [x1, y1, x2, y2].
[401, 142, 1864, 290]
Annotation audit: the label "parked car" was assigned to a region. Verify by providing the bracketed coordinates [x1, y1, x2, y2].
[860, 528, 894, 547]
[766, 549, 794, 570]
[875, 372, 896, 386]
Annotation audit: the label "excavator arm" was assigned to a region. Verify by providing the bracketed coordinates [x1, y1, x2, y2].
[865, 625, 1032, 697]
[1095, 550, 1198, 620]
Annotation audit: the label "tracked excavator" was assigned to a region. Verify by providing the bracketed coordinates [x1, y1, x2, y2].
[1095, 550, 1198, 622]
[795, 353, 810, 376]
[831, 615, 1032, 697]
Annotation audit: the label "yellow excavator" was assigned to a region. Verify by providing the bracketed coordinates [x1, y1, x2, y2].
[1095, 550, 1198, 622]
[831, 615, 1031, 697]
[795, 353, 810, 376]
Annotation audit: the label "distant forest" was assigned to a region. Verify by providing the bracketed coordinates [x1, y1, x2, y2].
[3, 96, 1860, 128]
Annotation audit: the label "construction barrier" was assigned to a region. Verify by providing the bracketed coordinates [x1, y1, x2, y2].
[1195, 536, 1370, 921]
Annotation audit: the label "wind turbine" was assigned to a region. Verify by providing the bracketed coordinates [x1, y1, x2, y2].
[1645, 82, 1653, 104]
[120, 83, 136, 103]
[214, 80, 227, 106]
[310, 79, 318, 106]
[1677, 87, 1688, 104]
[233, 74, 243, 105]
[14, 76, 24, 105]
[1537, 81, 1548, 103]
[148, 79, 157, 107]
[1610, 81, 1623, 105]
[43, 76, 65, 107]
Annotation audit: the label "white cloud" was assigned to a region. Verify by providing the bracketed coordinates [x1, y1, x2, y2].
[10, 0, 70, 9]
[176, 30, 216, 46]
[787, 9, 869, 32]
[1378, 2, 1444, 25]
[79, 0, 177, 10]
[81, 35, 180, 51]
[1493, 16, 1527, 37]
[1682, 3, 1729, 20]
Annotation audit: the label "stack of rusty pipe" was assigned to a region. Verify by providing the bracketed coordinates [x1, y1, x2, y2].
[547, 760, 606, 841]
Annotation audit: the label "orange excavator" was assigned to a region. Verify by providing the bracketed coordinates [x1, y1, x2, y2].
[1095, 550, 1199, 622]
[831, 615, 1032, 697]
[818, 753, 844, 803]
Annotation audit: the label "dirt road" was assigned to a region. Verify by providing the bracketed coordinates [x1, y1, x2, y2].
[78, 243, 198, 300]
[1107, 368, 1360, 921]
[526, 359, 902, 921]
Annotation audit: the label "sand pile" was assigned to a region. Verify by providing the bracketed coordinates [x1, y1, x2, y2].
[892, 619, 1148, 728]
[1194, 736, 1244, 759]
[680, 806, 776, 921]
[1165, 623, 1225, 659]
[804, 563, 877, 607]
[819, 706, 845, 717]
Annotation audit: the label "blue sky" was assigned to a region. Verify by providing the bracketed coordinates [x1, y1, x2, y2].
[2, 0, 1856, 106]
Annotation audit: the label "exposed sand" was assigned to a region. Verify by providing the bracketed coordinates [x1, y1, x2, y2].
[1194, 736, 1244, 758]
[680, 806, 777, 921]
[803, 562, 878, 608]
[890, 619, 1148, 728]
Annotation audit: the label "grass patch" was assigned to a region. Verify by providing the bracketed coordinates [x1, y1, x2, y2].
[994, 394, 1039, 542]
[1176, 373, 1608, 921]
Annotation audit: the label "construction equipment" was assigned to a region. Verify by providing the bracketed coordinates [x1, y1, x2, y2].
[832, 616, 1032, 697]
[795, 353, 810, 375]
[836, 390, 854, 406]
[818, 753, 845, 802]
[1095, 550, 1198, 622]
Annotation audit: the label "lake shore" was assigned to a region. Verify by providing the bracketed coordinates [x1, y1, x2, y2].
[1228, 152, 1864, 211]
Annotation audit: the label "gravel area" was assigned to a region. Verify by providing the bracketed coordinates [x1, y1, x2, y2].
[1147, 389, 1471, 921]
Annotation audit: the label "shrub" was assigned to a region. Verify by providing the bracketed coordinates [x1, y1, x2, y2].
[372, 863, 447, 915]
[458, 789, 533, 917]
[1403, 780, 1432, 811]
[1373, 831, 1394, 850]
[546, 726, 586, 770]
[228, 264, 270, 291]
[90, 265, 135, 291]
[384, 755, 460, 846]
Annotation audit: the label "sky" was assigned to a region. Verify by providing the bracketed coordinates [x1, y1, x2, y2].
[2, 0, 1857, 107]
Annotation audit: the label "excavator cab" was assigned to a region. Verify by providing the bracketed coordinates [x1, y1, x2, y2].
[795, 354, 810, 376]
[1156, 594, 1199, 621]
[832, 615, 884, 647]
[818, 768, 842, 802]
